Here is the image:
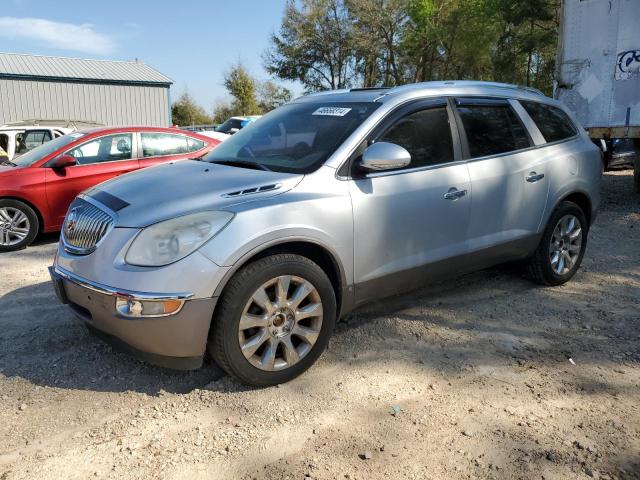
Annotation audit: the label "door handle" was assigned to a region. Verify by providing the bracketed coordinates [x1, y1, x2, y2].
[443, 188, 467, 200]
[526, 172, 545, 183]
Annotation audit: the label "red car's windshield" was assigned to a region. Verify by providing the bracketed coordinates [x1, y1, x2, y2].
[13, 133, 86, 167]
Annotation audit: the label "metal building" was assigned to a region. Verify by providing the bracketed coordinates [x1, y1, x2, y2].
[0, 53, 173, 127]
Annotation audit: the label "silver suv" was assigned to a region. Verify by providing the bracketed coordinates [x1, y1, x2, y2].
[50, 81, 602, 386]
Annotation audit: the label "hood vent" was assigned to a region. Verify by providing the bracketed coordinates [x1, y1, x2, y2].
[223, 183, 281, 198]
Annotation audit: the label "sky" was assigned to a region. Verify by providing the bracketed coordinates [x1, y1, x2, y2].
[0, 0, 301, 111]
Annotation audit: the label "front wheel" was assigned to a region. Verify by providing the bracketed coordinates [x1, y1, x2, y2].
[0, 199, 39, 252]
[209, 253, 337, 386]
[526, 201, 588, 286]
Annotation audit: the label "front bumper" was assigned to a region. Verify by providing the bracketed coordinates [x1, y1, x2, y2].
[49, 265, 217, 370]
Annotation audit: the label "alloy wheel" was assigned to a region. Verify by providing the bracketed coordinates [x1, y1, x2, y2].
[549, 214, 582, 275]
[238, 275, 323, 371]
[0, 207, 31, 246]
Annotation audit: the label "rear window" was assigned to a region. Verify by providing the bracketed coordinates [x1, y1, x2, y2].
[520, 101, 577, 143]
[456, 103, 531, 158]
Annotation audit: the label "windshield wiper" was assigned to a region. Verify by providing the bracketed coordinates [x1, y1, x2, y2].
[211, 159, 271, 171]
[0, 160, 17, 167]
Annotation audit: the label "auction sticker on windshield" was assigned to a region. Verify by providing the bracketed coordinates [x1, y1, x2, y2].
[312, 107, 352, 117]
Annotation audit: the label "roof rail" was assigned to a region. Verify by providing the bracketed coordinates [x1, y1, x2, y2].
[3, 119, 104, 128]
[349, 87, 391, 92]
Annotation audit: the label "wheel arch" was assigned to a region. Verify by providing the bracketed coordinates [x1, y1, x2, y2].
[558, 191, 592, 226]
[212, 238, 350, 319]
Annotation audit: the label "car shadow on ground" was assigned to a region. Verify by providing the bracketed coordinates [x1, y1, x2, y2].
[32, 232, 60, 247]
[1, 258, 636, 398]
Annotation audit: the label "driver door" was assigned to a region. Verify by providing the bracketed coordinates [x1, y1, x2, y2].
[44, 133, 139, 228]
[349, 99, 472, 305]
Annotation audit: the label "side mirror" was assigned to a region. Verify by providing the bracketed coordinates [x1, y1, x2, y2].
[50, 154, 77, 169]
[359, 142, 411, 172]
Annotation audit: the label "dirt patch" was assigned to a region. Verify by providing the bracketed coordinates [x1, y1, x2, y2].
[0, 171, 638, 480]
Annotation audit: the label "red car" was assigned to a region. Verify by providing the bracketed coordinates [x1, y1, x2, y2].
[0, 126, 219, 251]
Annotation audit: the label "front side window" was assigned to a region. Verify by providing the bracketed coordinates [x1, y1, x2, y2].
[457, 103, 531, 158]
[378, 107, 453, 168]
[140, 133, 189, 157]
[520, 101, 578, 143]
[67, 134, 133, 165]
[202, 102, 381, 174]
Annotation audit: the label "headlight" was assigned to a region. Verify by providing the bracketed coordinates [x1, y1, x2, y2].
[125, 211, 233, 266]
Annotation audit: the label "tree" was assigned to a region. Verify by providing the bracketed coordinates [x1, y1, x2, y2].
[265, 0, 357, 91]
[491, 0, 559, 94]
[223, 63, 261, 116]
[212, 100, 235, 125]
[258, 81, 293, 111]
[213, 65, 293, 122]
[171, 92, 212, 126]
[347, 0, 409, 87]
[266, 0, 560, 93]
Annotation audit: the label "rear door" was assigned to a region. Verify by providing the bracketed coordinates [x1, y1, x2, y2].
[137, 132, 209, 169]
[453, 97, 549, 257]
[44, 133, 138, 227]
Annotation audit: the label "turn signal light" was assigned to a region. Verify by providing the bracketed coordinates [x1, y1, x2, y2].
[116, 297, 183, 318]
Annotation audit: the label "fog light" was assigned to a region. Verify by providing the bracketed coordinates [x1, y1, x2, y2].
[116, 297, 184, 318]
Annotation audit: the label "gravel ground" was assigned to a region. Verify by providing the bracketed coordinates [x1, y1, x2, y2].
[0, 171, 638, 480]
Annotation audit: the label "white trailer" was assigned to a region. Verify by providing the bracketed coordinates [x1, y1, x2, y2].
[555, 0, 640, 191]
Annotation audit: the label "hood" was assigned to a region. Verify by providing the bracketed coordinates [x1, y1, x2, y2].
[0, 164, 23, 176]
[85, 160, 303, 227]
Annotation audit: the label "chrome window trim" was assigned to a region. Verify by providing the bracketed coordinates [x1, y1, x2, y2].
[360, 159, 469, 179]
[462, 134, 582, 165]
[53, 265, 194, 301]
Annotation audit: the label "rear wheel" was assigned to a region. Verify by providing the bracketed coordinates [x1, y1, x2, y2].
[0, 199, 39, 252]
[526, 201, 587, 286]
[209, 253, 336, 386]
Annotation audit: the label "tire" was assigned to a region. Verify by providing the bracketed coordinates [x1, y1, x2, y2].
[0, 199, 39, 252]
[526, 201, 588, 286]
[208, 253, 337, 386]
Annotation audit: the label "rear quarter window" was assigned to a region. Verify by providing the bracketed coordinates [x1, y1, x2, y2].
[520, 101, 578, 143]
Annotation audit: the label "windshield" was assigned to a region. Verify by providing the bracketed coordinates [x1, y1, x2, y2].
[13, 133, 85, 167]
[215, 118, 245, 134]
[202, 102, 380, 174]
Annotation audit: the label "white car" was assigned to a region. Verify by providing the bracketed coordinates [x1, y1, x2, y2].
[0, 120, 102, 161]
[0, 125, 72, 161]
[200, 116, 261, 142]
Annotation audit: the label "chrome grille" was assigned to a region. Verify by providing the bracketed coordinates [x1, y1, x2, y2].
[62, 198, 114, 255]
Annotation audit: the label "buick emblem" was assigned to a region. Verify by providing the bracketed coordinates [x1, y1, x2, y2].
[66, 208, 78, 234]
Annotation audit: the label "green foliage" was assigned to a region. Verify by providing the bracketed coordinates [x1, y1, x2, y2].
[258, 81, 293, 111]
[266, 0, 559, 94]
[264, 0, 357, 91]
[171, 92, 213, 127]
[224, 64, 261, 116]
